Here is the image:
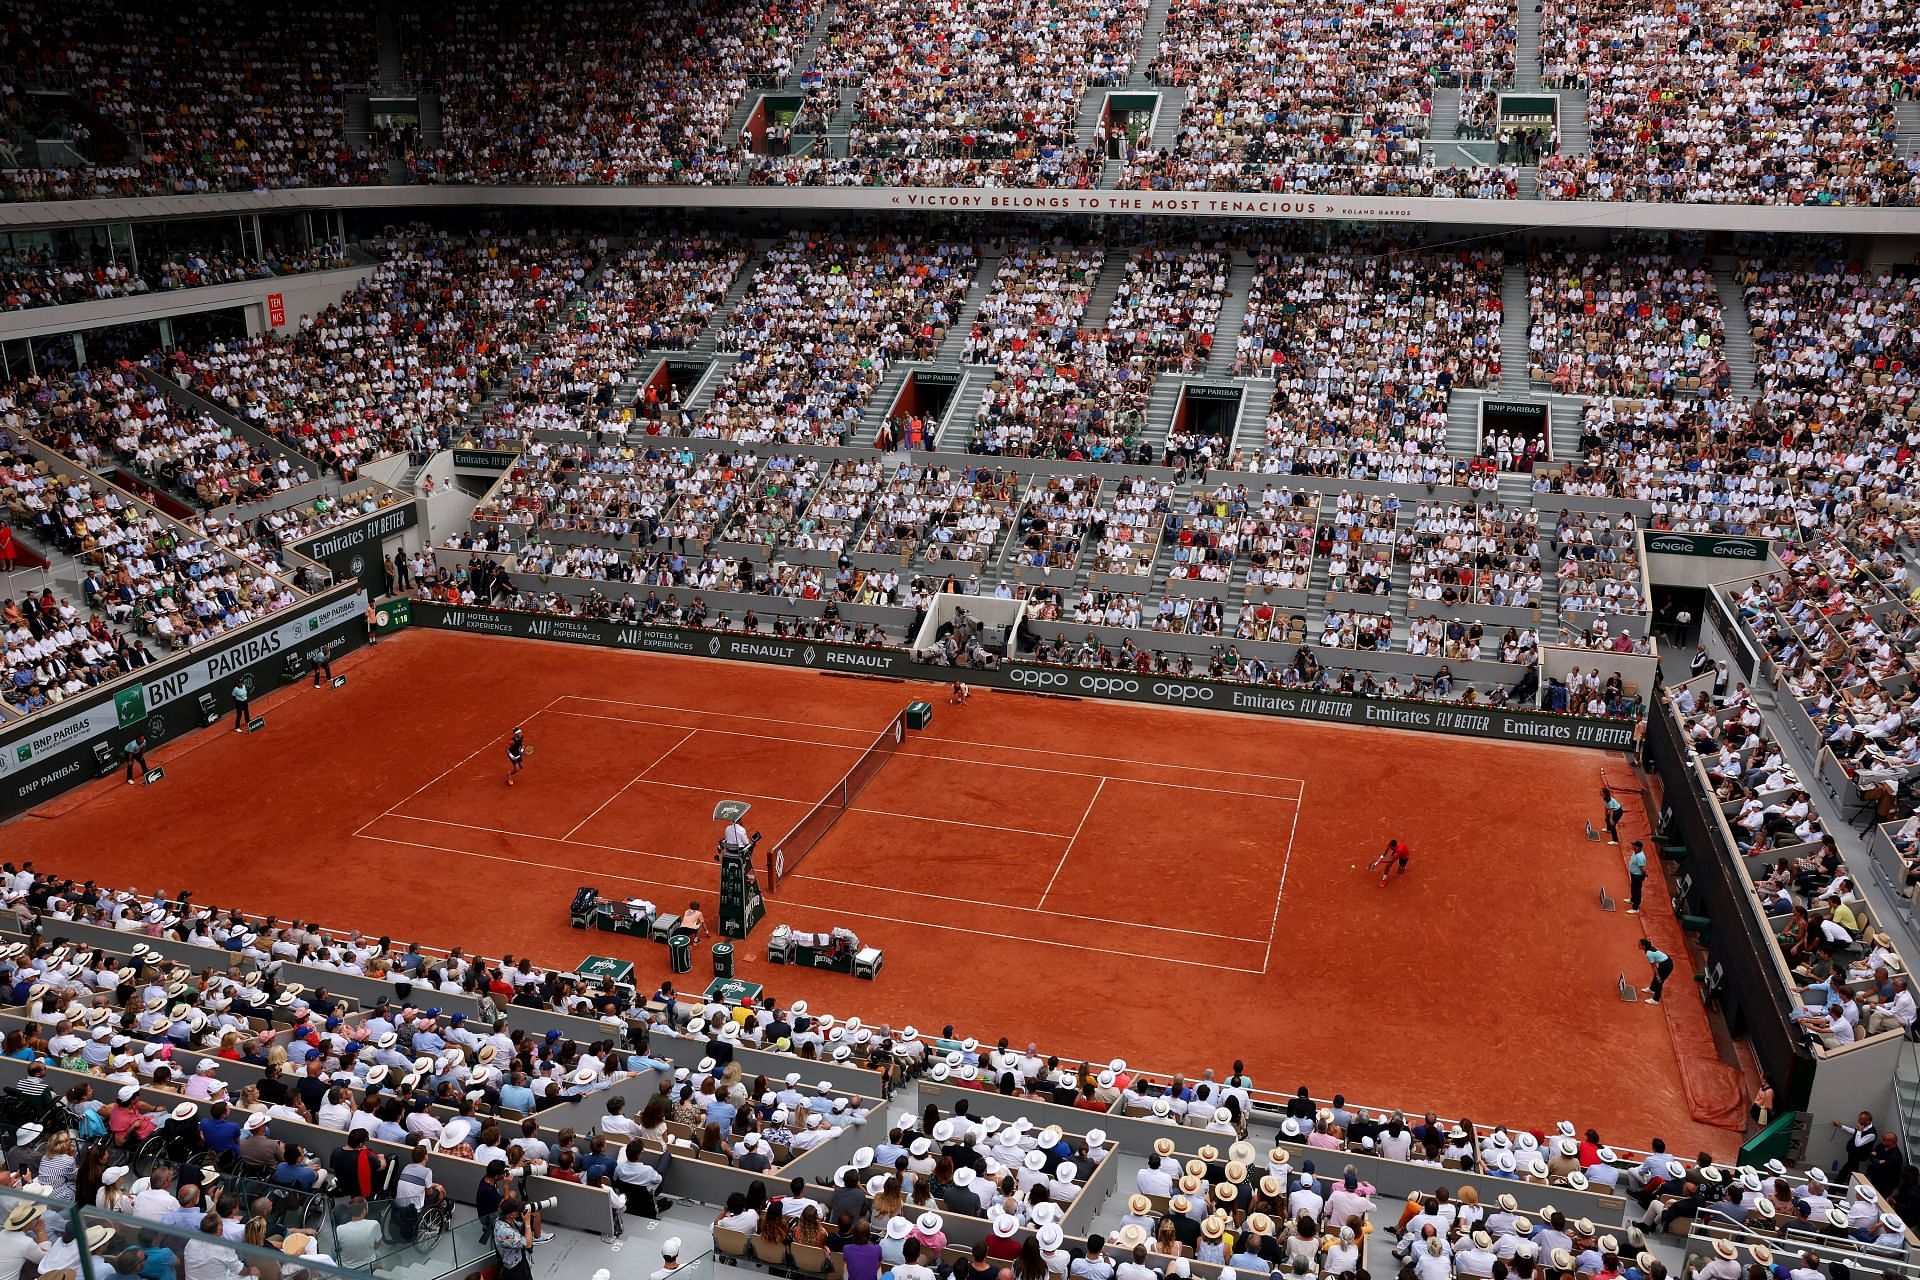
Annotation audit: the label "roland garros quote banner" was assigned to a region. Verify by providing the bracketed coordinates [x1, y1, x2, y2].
[410, 602, 1636, 750]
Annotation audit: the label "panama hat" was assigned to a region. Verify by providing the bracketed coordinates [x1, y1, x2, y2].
[885, 1218, 912, 1241]
[1128, 1195, 1153, 1216]
[992, 1216, 1019, 1238]
[1117, 1224, 1149, 1249]
[1712, 1241, 1738, 1261]
[2, 1204, 42, 1232]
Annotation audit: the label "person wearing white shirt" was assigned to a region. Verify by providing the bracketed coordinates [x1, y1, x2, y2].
[1137, 1154, 1176, 1198]
[1867, 978, 1917, 1035]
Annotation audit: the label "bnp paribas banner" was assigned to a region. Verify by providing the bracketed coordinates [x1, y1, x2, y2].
[413, 603, 1636, 750]
[1643, 531, 1770, 561]
[0, 588, 368, 817]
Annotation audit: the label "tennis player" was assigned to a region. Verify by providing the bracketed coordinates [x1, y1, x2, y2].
[1369, 839, 1411, 888]
[505, 727, 527, 786]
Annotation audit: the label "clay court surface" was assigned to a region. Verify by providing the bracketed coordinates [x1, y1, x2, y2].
[8, 629, 1738, 1152]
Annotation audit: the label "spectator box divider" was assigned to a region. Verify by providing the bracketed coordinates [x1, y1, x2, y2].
[9, 917, 889, 1099]
[919, 1083, 1628, 1223]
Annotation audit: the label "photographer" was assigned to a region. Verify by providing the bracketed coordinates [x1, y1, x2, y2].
[492, 1196, 553, 1280]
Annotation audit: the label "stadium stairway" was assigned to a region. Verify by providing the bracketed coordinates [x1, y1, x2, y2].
[937, 252, 1004, 361]
[1207, 253, 1258, 375]
[1447, 388, 1484, 456]
[1430, 86, 1461, 141]
[375, 10, 405, 83]
[1499, 265, 1532, 393]
[1558, 91, 1590, 157]
[1549, 398, 1587, 460]
[935, 369, 989, 452]
[1076, 84, 1111, 150]
[417, 93, 441, 148]
[860, 362, 920, 439]
[1233, 376, 1274, 462]
[1149, 86, 1186, 150]
[1711, 261, 1758, 398]
[1515, 1, 1544, 91]
[1143, 375, 1187, 454]
[1127, 0, 1176, 83]
[1086, 251, 1133, 326]
[1900, 102, 1920, 156]
[613, 237, 771, 407]
[683, 354, 740, 420]
[784, 3, 837, 85]
[343, 94, 372, 156]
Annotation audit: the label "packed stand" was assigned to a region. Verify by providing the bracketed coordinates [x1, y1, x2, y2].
[0, 1, 382, 202]
[1536, 0, 1920, 205]
[1735, 542, 1920, 775]
[0, 243, 351, 313]
[1403, 500, 1542, 609]
[1526, 246, 1728, 396]
[1088, 475, 1177, 578]
[17, 366, 298, 508]
[1127, 0, 1517, 196]
[701, 233, 976, 445]
[1005, 474, 1103, 571]
[1235, 237, 1502, 485]
[1220, 483, 1321, 597]
[166, 232, 596, 474]
[749, 0, 1140, 187]
[402, 0, 820, 186]
[1551, 508, 1646, 619]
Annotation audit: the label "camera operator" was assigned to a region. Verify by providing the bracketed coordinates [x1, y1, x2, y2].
[492, 1195, 554, 1280]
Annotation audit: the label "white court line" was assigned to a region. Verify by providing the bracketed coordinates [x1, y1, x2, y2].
[552, 702, 1296, 800]
[1263, 779, 1305, 974]
[1036, 778, 1105, 909]
[555, 694, 1308, 791]
[352, 694, 565, 837]
[560, 729, 698, 842]
[545, 709, 866, 753]
[574, 778, 1076, 840]
[354, 826, 1268, 973]
[368, 811, 1265, 944]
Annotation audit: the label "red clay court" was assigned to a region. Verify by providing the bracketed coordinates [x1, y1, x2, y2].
[9, 628, 1742, 1153]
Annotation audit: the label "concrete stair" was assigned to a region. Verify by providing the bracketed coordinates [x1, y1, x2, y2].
[1086, 252, 1134, 326]
[1899, 102, 1920, 156]
[1516, 0, 1544, 91]
[939, 254, 1004, 361]
[1142, 377, 1186, 454]
[1076, 86, 1111, 149]
[1208, 255, 1258, 375]
[861, 363, 919, 437]
[1712, 262, 1758, 398]
[1129, 0, 1177, 83]
[1430, 86, 1461, 141]
[1497, 470, 1537, 507]
[1549, 400, 1587, 461]
[417, 93, 441, 147]
[1557, 90, 1589, 157]
[1500, 265, 1532, 393]
[684, 354, 741, 420]
[1446, 388, 1483, 456]
[344, 94, 373, 154]
[785, 3, 838, 85]
[1149, 86, 1186, 149]
[375, 9, 406, 83]
[938, 370, 991, 452]
[1234, 377, 1274, 460]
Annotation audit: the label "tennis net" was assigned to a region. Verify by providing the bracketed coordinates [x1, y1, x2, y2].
[767, 707, 909, 889]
